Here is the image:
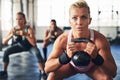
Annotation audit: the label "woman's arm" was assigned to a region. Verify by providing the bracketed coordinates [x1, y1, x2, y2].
[45, 34, 66, 73]
[99, 41, 117, 77]
[43, 29, 52, 41]
[2, 28, 14, 45]
[95, 33, 117, 77]
[24, 27, 36, 46]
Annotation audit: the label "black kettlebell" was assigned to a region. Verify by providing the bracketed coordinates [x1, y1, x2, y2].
[14, 35, 22, 42]
[13, 29, 22, 42]
[49, 36, 56, 43]
[71, 38, 94, 66]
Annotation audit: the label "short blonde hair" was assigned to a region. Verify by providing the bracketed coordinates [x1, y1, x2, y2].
[69, 0, 90, 14]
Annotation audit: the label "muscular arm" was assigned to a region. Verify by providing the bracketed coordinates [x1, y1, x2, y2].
[25, 27, 36, 46]
[2, 28, 14, 45]
[45, 34, 66, 73]
[96, 35, 117, 77]
[43, 29, 51, 41]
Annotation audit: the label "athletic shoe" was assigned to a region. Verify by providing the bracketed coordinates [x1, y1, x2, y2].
[0, 71, 8, 79]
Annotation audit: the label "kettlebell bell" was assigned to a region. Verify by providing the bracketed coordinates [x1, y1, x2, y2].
[15, 35, 22, 42]
[13, 30, 22, 42]
[72, 51, 91, 66]
[49, 36, 56, 43]
[71, 38, 94, 66]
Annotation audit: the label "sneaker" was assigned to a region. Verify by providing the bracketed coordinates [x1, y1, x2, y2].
[0, 71, 8, 79]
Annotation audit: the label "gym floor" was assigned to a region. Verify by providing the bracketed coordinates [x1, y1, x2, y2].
[0, 43, 120, 80]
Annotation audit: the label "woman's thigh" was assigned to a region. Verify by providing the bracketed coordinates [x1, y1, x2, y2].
[47, 63, 78, 80]
[86, 67, 113, 80]
[4, 43, 24, 55]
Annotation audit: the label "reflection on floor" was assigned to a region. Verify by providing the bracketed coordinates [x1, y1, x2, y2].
[0, 44, 120, 80]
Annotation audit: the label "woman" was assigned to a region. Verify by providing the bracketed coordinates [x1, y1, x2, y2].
[0, 12, 45, 78]
[42, 19, 63, 61]
[45, 0, 117, 80]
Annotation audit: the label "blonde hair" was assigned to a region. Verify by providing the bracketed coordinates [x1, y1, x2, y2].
[69, 0, 90, 14]
[17, 12, 27, 24]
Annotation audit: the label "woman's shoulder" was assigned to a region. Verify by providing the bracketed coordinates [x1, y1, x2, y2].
[93, 30, 109, 48]
[94, 30, 106, 40]
[57, 26, 63, 30]
[54, 32, 68, 49]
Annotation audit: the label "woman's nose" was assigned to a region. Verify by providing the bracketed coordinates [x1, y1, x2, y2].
[76, 18, 82, 25]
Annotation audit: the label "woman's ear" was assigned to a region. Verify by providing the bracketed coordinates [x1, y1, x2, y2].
[88, 18, 92, 24]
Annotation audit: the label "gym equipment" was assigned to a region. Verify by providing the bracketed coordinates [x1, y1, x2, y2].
[59, 52, 71, 65]
[14, 35, 22, 42]
[49, 36, 56, 43]
[12, 28, 22, 43]
[71, 38, 93, 66]
[13, 34, 22, 43]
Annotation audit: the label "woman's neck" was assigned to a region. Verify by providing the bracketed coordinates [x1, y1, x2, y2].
[72, 29, 90, 39]
[17, 25, 25, 29]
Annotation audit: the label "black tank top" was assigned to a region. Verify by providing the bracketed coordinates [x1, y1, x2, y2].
[12, 26, 33, 50]
[19, 26, 33, 50]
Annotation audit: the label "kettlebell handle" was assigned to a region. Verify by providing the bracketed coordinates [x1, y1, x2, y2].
[72, 38, 94, 44]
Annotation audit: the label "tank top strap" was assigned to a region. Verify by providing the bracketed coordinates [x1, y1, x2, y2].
[90, 29, 94, 41]
[67, 29, 94, 42]
[67, 29, 73, 43]
[24, 25, 30, 33]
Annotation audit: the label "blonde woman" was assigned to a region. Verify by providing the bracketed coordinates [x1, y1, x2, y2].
[45, 0, 117, 80]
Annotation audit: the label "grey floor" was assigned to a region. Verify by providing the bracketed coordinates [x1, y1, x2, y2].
[0, 44, 120, 80]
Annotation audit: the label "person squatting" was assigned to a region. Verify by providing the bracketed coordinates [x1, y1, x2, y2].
[44, 0, 117, 80]
[0, 12, 45, 79]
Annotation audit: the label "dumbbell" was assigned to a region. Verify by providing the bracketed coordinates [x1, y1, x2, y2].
[71, 38, 94, 66]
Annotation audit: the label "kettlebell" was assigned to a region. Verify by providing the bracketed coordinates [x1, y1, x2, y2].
[72, 51, 91, 66]
[71, 38, 94, 66]
[13, 30, 22, 42]
[14, 35, 22, 42]
[49, 36, 56, 43]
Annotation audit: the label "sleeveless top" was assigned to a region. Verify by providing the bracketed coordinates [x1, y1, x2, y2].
[67, 29, 94, 73]
[49, 27, 63, 43]
[19, 26, 33, 50]
[12, 25, 33, 50]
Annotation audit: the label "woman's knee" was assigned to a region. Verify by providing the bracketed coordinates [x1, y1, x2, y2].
[3, 50, 10, 62]
[97, 75, 112, 80]
[47, 64, 77, 80]
[92, 73, 113, 80]
[43, 41, 50, 48]
[4, 49, 11, 57]
[47, 72, 63, 80]
[87, 68, 113, 80]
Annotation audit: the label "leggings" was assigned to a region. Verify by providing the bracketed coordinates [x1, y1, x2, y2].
[3, 43, 44, 63]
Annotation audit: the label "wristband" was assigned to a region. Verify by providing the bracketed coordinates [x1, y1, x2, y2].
[92, 54, 104, 66]
[59, 53, 71, 65]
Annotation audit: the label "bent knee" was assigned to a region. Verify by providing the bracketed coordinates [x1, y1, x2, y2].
[93, 74, 113, 80]
[47, 72, 63, 80]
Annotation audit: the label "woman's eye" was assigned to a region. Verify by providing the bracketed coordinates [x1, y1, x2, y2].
[82, 16, 87, 19]
[72, 17, 77, 21]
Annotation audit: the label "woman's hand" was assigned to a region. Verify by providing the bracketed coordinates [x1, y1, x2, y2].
[66, 42, 78, 58]
[84, 42, 98, 59]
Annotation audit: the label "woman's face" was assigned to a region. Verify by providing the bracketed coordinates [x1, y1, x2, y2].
[69, 7, 91, 33]
[50, 21, 56, 31]
[16, 14, 26, 27]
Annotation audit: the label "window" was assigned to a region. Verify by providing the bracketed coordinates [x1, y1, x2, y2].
[1, 0, 12, 30]
[37, 0, 120, 27]
[37, 0, 78, 26]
